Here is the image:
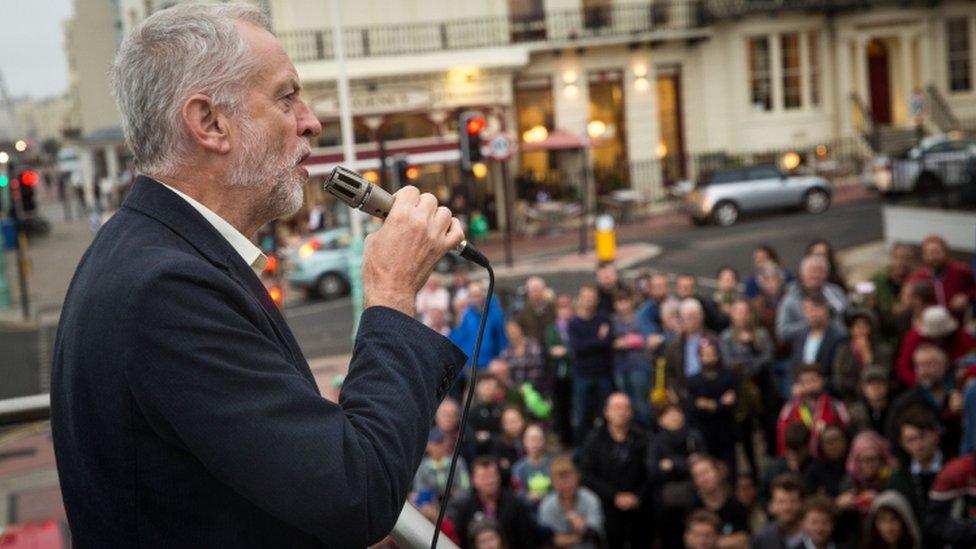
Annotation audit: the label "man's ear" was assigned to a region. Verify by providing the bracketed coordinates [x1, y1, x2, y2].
[181, 94, 231, 154]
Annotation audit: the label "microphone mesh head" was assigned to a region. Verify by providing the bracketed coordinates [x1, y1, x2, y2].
[323, 166, 369, 209]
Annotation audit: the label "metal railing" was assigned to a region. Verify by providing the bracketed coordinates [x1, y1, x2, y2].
[279, 1, 704, 62]
[0, 395, 456, 548]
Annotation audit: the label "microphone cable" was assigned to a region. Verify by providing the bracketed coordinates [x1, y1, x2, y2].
[430, 262, 494, 549]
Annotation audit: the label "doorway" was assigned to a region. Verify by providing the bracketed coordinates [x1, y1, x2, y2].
[867, 39, 892, 125]
[656, 65, 686, 184]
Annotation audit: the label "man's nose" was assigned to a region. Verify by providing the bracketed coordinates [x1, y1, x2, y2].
[297, 98, 322, 139]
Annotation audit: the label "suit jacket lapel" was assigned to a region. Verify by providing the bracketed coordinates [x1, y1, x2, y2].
[123, 177, 318, 387]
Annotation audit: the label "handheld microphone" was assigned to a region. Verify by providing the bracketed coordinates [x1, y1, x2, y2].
[323, 166, 490, 268]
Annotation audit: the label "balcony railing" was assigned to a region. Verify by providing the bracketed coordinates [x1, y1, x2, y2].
[279, 1, 705, 63]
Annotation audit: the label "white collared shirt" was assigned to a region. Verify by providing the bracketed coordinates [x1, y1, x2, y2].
[911, 452, 943, 475]
[160, 183, 268, 274]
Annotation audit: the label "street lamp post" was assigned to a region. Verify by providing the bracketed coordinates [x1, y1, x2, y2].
[0, 153, 10, 309]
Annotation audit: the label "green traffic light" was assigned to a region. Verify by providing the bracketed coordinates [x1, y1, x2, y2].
[0, 175, 8, 188]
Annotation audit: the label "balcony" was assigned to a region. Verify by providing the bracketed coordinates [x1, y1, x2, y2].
[278, 1, 706, 63]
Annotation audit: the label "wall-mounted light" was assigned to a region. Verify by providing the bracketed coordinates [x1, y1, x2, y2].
[471, 162, 488, 179]
[563, 84, 579, 98]
[363, 170, 379, 183]
[634, 76, 649, 92]
[782, 151, 802, 171]
[587, 120, 607, 139]
[815, 144, 828, 158]
[523, 125, 549, 143]
[656, 141, 668, 158]
[562, 69, 578, 84]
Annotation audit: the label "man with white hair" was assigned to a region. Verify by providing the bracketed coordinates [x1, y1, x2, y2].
[662, 298, 716, 395]
[516, 275, 555, 343]
[776, 254, 849, 341]
[50, 4, 468, 546]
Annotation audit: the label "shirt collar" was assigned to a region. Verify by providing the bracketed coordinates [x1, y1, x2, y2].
[911, 452, 943, 475]
[160, 183, 267, 274]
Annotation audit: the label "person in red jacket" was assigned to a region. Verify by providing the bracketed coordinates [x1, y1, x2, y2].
[777, 363, 850, 457]
[896, 306, 976, 387]
[907, 235, 975, 318]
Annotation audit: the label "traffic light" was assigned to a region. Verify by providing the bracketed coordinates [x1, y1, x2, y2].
[262, 254, 284, 308]
[392, 157, 420, 191]
[459, 111, 485, 172]
[0, 174, 7, 188]
[19, 170, 38, 213]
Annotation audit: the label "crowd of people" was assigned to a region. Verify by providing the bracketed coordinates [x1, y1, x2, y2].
[386, 233, 976, 548]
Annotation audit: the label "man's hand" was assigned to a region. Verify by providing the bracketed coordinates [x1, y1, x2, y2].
[614, 492, 640, 510]
[362, 186, 464, 317]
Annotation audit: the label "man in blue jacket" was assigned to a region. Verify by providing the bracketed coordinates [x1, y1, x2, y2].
[50, 4, 467, 547]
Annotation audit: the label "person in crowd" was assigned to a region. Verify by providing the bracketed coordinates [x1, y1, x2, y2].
[906, 234, 975, 318]
[744, 245, 795, 299]
[721, 298, 776, 459]
[836, 431, 895, 544]
[416, 275, 451, 328]
[596, 264, 626, 316]
[488, 359, 526, 409]
[493, 406, 527, 483]
[803, 425, 850, 498]
[684, 509, 723, 549]
[578, 393, 649, 549]
[798, 494, 841, 549]
[637, 272, 671, 335]
[501, 320, 549, 398]
[647, 403, 706, 547]
[447, 456, 537, 549]
[777, 363, 849, 457]
[469, 519, 509, 549]
[568, 285, 615, 444]
[833, 309, 891, 403]
[763, 423, 814, 503]
[516, 276, 555, 344]
[510, 423, 552, 508]
[752, 262, 788, 340]
[783, 293, 846, 396]
[689, 454, 750, 549]
[663, 298, 717, 397]
[752, 474, 805, 549]
[895, 305, 976, 387]
[413, 427, 470, 509]
[686, 337, 739, 473]
[436, 397, 461, 444]
[538, 456, 605, 549]
[649, 297, 682, 359]
[610, 289, 653, 428]
[893, 279, 936, 341]
[714, 267, 743, 318]
[806, 239, 849, 290]
[884, 408, 941, 537]
[427, 307, 452, 337]
[847, 366, 893, 435]
[925, 451, 976, 547]
[469, 374, 505, 455]
[869, 244, 917, 342]
[735, 474, 767, 534]
[887, 344, 963, 456]
[863, 491, 921, 549]
[676, 273, 729, 333]
[546, 294, 576, 445]
[451, 281, 509, 370]
[776, 254, 849, 341]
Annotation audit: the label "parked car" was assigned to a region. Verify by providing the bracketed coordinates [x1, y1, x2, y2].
[285, 226, 459, 300]
[682, 164, 831, 226]
[867, 134, 976, 196]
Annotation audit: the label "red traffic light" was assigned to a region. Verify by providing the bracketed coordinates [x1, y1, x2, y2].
[264, 255, 278, 274]
[465, 116, 486, 135]
[20, 170, 39, 187]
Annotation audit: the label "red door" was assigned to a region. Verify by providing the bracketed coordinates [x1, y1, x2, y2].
[868, 40, 892, 125]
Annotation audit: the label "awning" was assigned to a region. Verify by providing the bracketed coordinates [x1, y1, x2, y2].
[520, 129, 604, 152]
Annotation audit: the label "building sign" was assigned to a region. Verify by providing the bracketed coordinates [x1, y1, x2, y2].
[313, 87, 434, 116]
[311, 75, 512, 117]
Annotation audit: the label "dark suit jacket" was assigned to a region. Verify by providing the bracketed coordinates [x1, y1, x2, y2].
[50, 177, 467, 547]
[787, 325, 846, 380]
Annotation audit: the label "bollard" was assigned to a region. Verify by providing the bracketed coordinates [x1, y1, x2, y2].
[595, 214, 616, 262]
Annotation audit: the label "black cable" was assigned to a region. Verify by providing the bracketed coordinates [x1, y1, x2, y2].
[431, 263, 494, 549]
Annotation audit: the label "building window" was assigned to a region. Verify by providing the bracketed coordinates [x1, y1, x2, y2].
[808, 31, 820, 106]
[781, 33, 802, 109]
[947, 18, 972, 92]
[748, 36, 772, 112]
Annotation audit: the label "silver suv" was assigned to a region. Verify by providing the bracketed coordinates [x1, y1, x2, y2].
[684, 165, 831, 226]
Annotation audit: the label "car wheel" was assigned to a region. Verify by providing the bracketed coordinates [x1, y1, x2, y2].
[712, 201, 739, 227]
[315, 273, 348, 300]
[803, 188, 830, 214]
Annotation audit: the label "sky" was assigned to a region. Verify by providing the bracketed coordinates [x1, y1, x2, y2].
[0, 0, 74, 100]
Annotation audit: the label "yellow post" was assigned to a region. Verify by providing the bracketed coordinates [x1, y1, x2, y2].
[595, 214, 616, 262]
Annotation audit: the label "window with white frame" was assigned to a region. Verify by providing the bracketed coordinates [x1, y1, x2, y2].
[947, 18, 972, 92]
[748, 36, 772, 112]
[781, 33, 802, 109]
[808, 31, 820, 106]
